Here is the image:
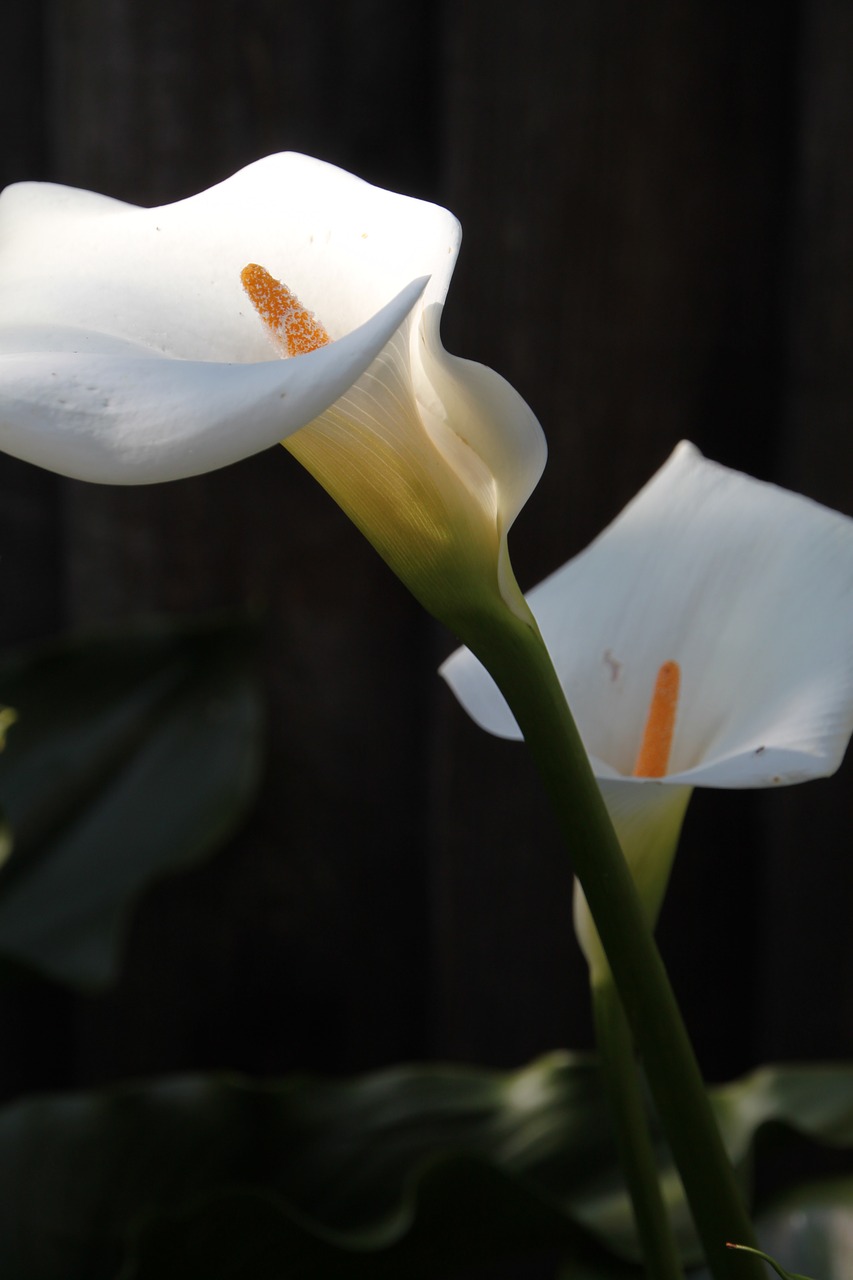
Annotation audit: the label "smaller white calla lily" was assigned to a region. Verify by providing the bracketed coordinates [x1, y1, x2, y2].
[440, 442, 853, 974]
[0, 152, 545, 623]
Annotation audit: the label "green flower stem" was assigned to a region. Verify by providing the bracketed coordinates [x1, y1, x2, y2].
[592, 975, 684, 1280]
[462, 605, 761, 1280]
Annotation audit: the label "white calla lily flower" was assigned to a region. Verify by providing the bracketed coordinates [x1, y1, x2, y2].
[0, 154, 435, 483]
[440, 441, 853, 972]
[0, 152, 545, 622]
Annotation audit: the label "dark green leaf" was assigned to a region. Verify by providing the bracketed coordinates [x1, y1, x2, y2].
[754, 1177, 853, 1280]
[714, 1064, 853, 1157]
[0, 616, 264, 988]
[5, 1056, 853, 1278]
[122, 1169, 628, 1280]
[0, 1056, 623, 1280]
[577, 1064, 853, 1267]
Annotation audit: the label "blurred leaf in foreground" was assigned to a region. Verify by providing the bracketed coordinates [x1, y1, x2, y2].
[2, 1057, 853, 1280]
[0, 615, 264, 989]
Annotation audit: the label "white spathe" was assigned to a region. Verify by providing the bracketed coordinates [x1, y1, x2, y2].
[0, 153, 543, 503]
[440, 442, 853, 969]
[441, 441, 853, 790]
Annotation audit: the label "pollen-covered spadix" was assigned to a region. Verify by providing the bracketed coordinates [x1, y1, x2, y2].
[240, 263, 330, 358]
[632, 661, 680, 778]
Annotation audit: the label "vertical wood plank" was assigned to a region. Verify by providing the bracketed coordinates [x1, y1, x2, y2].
[0, 2, 73, 1099]
[759, 0, 853, 1060]
[1, 1, 48, 186]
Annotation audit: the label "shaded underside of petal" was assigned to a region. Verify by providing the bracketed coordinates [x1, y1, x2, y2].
[440, 647, 516, 738]
[573, 780, 692, 976]
[0, 153, 461, 362]
[415, 305, 547, 539]
[413, 305, 546, 613]
[442, 442, 853, 788]
[0, 280, 426, 483]
[283, 323, 505, 622]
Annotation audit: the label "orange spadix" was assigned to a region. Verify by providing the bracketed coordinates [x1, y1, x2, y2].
[632, 660, 681, 778]
[241, 263, 330, 357]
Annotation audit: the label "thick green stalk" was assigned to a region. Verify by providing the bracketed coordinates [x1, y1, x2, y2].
[592, 976, 684, 1280]
[461, 605, 760, 1280]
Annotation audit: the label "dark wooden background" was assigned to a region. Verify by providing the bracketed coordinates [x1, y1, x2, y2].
[1, 0, 852, 1104]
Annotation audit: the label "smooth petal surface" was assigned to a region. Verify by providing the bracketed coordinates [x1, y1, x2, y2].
[441, 441, 853, 790]
[413, 306, 547, 608]
[282, 308, 546, 623]
[0, 154, 461, 482]
[0, 283, 425, 483]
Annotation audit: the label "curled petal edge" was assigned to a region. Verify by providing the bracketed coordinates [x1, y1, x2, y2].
[0, 277, 428, 484]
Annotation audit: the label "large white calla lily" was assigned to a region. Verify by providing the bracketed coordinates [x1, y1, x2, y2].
[0, 153, 545, 623]
[440, 441, 853, 971]
[0, 154, 432, 481]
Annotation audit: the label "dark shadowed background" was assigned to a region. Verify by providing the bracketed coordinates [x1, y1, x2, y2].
[1, 1, 851, 1103]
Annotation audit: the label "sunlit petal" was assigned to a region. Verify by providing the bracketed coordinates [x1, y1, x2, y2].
[0, 281, 425, 483]
[0, 154, 458, 482]
[0, 154, 546, 626]
[0, 154, 460, 357]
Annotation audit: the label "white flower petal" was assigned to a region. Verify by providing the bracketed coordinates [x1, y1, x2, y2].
[414, 305, 547, 538]
[0, 154, 460, 360]
[282, 297, 546, 621]
[0, 153, 546, 623]
[414, 306, 547, 611]
[0, 154, 462, 482]
[440, 648, 517, 738]
[442, 441, 853, 790]
[0, 279, 426, 483]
